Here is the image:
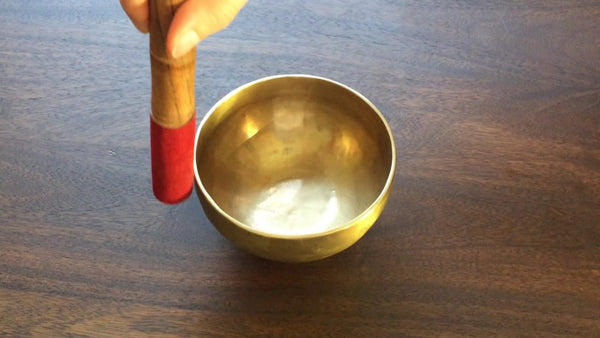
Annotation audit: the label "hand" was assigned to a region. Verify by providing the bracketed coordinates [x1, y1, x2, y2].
[120, 0, 248, 58]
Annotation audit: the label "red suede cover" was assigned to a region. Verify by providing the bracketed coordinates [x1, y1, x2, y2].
[150, 112, 196, 204]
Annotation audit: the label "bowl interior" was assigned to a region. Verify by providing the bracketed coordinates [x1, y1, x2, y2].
[195, 76, 394, 236]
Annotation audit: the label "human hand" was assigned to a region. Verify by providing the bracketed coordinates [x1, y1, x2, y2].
[120, 0, 248, 58]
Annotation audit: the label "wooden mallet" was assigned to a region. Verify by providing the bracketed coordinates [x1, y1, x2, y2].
[149, 0, 196, 204]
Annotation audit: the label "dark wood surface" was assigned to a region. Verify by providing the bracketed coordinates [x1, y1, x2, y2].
[1, 0, 599, 336]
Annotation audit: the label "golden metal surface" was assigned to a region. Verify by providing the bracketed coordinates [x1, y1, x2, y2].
[194, 75, 396, 262]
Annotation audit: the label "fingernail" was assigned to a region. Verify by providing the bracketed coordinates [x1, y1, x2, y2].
[172, 30, 199, 58]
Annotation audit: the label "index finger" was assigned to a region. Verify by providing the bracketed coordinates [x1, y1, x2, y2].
[121, 0, 150, 33]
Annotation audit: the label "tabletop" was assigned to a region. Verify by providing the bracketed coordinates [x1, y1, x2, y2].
[1, 0, 599, 336]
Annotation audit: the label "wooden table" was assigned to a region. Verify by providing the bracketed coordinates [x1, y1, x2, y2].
[2, 0, 599, 336]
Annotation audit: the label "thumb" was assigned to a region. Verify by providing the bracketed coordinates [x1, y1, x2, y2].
[167, 0, 248, 58]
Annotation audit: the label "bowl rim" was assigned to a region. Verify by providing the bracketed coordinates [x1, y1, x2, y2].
[193, 74, 396, 240]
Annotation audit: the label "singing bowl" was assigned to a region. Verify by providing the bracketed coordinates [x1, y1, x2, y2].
[193, 75, 396, 262]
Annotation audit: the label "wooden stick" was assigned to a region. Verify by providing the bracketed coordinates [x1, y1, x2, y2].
[149, 0, 197, 204]
[150, 0, 195, 128]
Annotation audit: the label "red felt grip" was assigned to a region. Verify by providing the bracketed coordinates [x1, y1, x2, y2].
[150, 112, 196, 204]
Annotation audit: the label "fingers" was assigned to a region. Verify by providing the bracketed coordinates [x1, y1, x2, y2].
[121, 0, 247, 57]
[120, 0, 149, 33]
[167, 0, 248, 58]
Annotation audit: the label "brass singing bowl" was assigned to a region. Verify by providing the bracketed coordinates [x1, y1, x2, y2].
[194, 75, 395, 262]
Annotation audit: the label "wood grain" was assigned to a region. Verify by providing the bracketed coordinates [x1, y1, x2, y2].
[1, 0, 599, 336]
